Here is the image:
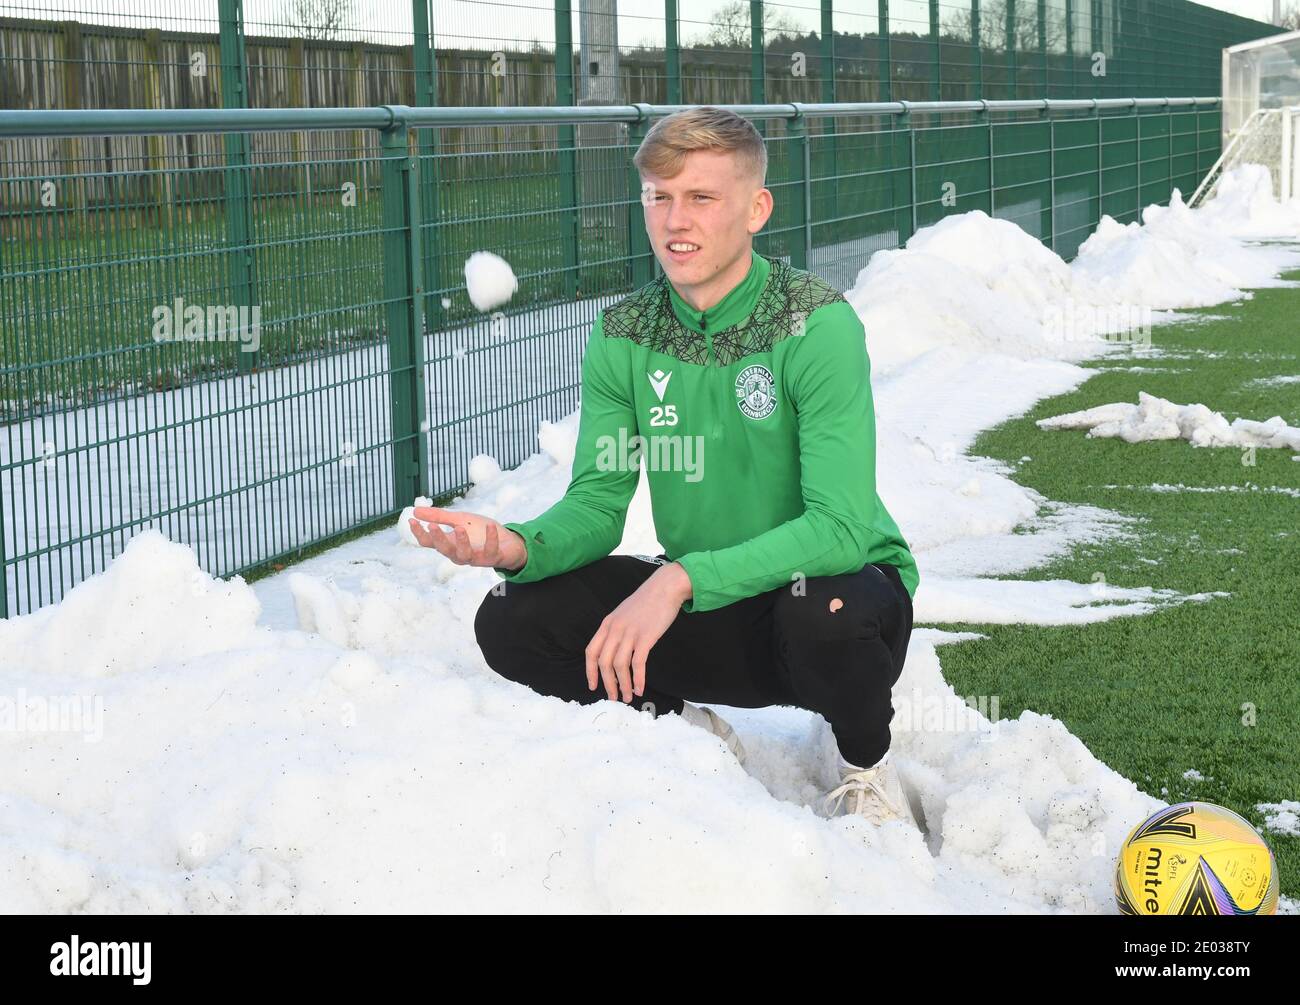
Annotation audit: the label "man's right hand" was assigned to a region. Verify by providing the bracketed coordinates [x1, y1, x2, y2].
[408, 506, 528, 571]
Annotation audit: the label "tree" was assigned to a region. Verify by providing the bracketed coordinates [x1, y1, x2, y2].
[942, 0, 1068, 53]
[701, 1, 801, 49]
[276, 0, 356, 40]
[1282, 2, 1300, 30]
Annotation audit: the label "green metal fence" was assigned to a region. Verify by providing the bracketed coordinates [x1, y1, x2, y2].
[0, 0, 1279, 114]
[0, 96, 1223, 615]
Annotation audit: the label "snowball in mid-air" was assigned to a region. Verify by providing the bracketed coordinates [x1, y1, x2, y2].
[464, 252, 518, 312]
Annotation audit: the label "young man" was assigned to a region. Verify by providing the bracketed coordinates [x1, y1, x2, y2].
[410, 107, 921, 828]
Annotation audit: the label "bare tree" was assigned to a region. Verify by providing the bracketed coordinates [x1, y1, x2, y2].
[942, 1, 1068, 53]
[276, 0, 356, 40]
[702, 1, 801, 49]
[1282, 1, 1300, 30]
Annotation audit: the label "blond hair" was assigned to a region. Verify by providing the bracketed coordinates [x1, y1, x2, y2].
[633, 106, 767, 185]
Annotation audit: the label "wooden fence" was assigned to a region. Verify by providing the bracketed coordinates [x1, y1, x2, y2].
[0, 12, 968, 211]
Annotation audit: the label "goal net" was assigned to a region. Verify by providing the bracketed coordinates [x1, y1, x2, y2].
[1193, 29, 1300, 206]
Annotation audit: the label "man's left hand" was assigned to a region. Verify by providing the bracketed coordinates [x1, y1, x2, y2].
[585, 562, 693, 703]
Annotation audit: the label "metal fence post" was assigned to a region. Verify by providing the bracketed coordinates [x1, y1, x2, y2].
[1135, 101, 1142, 223]
[982, 100, 995, 218]
[381, 114, 429, 509]
[1092, 0, 1104, 100]
[789, 105, 810, 270]
[820, 0, 838, 239]
[1038, 0, 1048, 96]
[1043, 102, 1056, 253]
[878, 0, 891, 102]
[627, 104, 654, 290]
[1066, 0, 1075, 98]
[555, 1, 580, 299]
[1166, 99, 1176, 203]
[899, 103, 916, 243]
[1006, 0, 1017, 100]
[665, 0, 681, 105]
[412, 0, 444, 332]
[217, 0, 258, 376]
[930, 0, 941, 101]
[1096, 101, 1104, 230]
[908, 112, 917, 237]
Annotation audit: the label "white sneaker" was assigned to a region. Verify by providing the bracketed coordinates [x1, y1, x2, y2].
[681, 702, 747, 766]
[823, 755, 919, 829]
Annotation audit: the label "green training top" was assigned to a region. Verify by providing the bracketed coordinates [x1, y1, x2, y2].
[492, 249, 919, 613]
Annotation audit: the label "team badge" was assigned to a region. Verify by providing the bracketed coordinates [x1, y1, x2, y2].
[735, 364, 777, 419]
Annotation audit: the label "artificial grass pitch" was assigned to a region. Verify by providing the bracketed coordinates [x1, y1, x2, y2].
[928, 269, 1300, 903]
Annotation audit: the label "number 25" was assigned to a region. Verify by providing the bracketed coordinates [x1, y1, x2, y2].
[649, 404, 677, 427]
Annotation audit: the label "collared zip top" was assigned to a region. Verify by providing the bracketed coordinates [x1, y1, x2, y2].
[494, 249, 919, 613]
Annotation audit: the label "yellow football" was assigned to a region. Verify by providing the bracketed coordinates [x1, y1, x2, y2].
[1115, 801, 1278, 915]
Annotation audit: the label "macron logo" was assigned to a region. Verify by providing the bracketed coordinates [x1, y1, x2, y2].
[50, 936, 151, 985]
[647, 368, 672, 402]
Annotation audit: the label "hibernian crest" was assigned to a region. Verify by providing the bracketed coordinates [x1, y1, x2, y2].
[735, 363, 777, 419]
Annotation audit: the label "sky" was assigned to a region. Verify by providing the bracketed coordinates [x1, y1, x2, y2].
[1197, 0, 1288, 18]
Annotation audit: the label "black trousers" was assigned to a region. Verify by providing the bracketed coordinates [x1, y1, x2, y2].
[473, 554, 914, 767]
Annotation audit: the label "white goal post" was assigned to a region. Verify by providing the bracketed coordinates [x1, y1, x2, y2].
[1192, 29, 1300, 206]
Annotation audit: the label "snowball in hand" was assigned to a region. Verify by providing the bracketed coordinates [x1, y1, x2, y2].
[464, 251, 518, 312]
[403, 503, 489, 551]
[440, 515, 488, 550]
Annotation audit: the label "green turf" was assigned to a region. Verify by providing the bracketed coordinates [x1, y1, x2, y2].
[926, 268, 1300, 904]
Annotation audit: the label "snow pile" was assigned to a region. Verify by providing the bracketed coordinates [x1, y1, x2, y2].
[0, 533, 261, 677]
[1037, 391, 1300, 450]
[844, 166, 1300, 372]
[845, 211, 1086, 368]
[1069, 187, 1299, 309]
[0, 529, 1166, 913]
[1192, 163, 1300, 239]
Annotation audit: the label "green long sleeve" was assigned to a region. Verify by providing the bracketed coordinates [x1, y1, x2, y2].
[492, 312, 638, 583]
[491, 252, 919, 613]
[674, 302, 908, 612]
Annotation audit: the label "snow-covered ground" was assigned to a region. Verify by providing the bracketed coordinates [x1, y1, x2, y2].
[2, 168, 1298, 913]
